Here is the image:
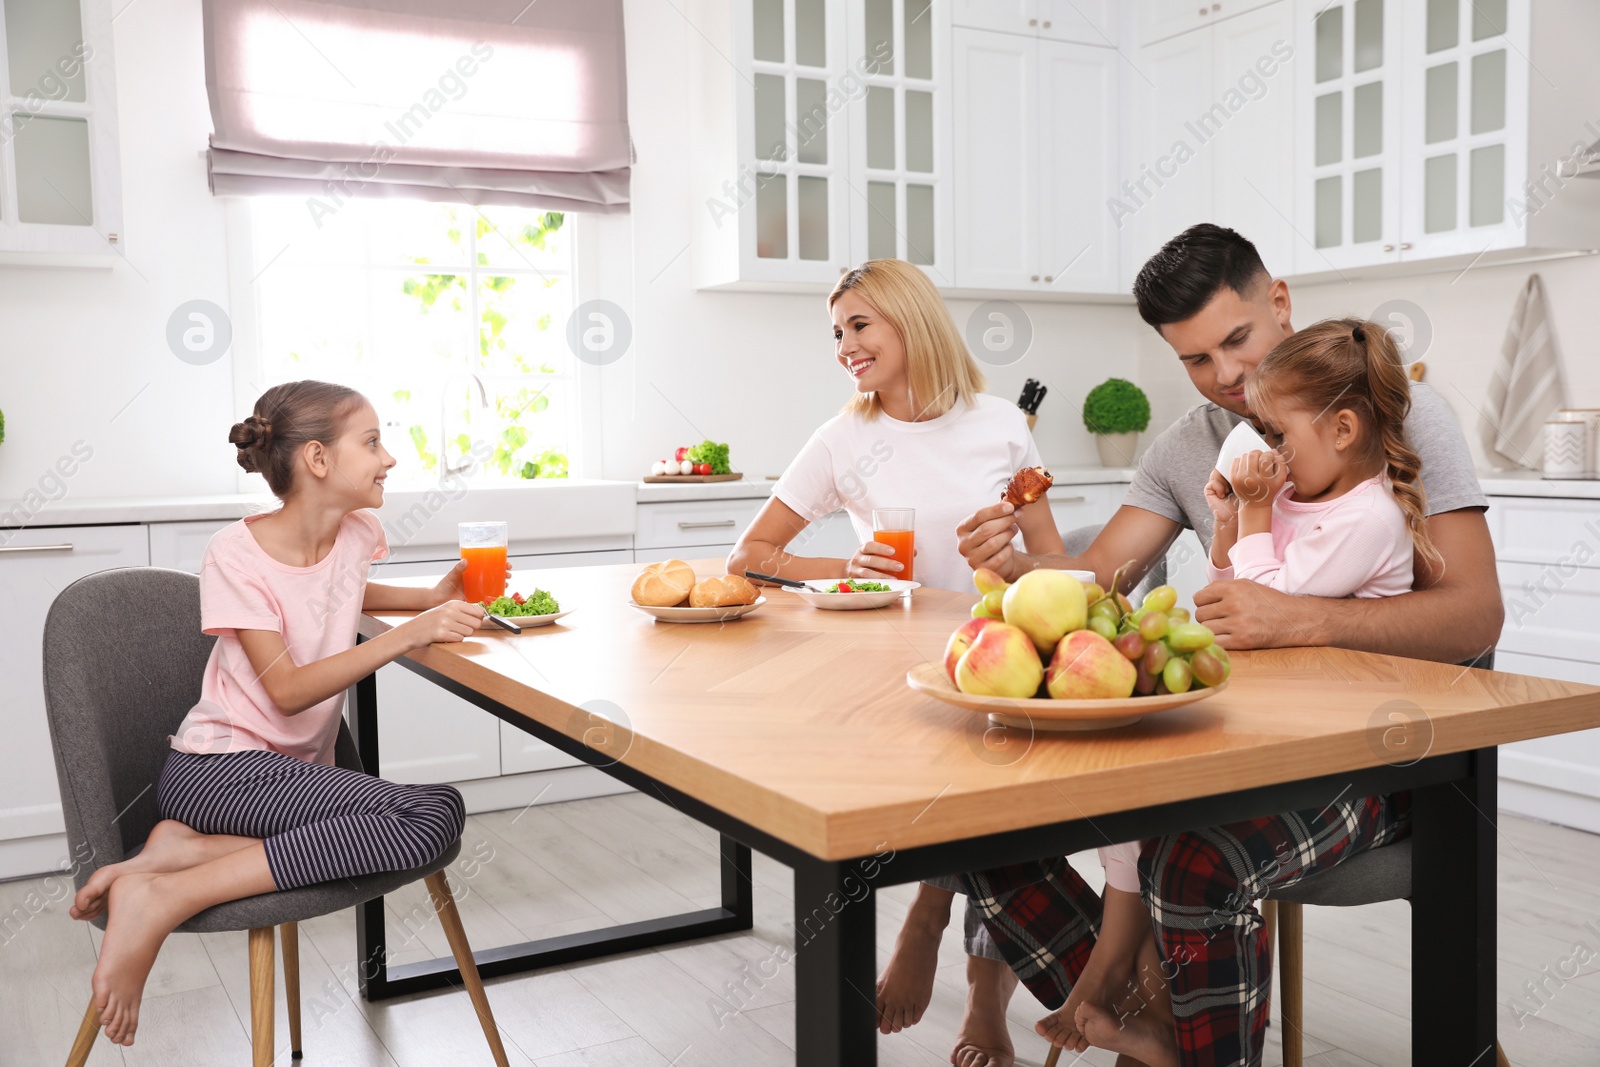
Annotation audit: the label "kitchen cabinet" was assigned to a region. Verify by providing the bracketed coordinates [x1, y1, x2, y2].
[0, 0, 124, 261]
[1135, 0, 1279, 45]
[1128, 1, 1296, 279]
[148, 520, 233, 572]
[1293, 0, 1600, 277]
[952, 0, 1119, 45]
[0, 525, 147, 878]
[1486, 494, 1600, 834]
[953, 29, 1120, 293]
[370, 551, 632, 787]
[691, 0, 953, 289]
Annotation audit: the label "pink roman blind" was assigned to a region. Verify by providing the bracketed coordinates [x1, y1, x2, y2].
[201, 0, 630, 213]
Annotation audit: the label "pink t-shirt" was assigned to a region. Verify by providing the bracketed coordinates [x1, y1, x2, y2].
[1204, 474, 1414, 599]
[1098, 841, 1142, 894]
[170, 510, 389, 764]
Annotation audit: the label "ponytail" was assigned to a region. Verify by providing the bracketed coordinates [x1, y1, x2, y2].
[1249, 318, 1442, 575]
[1351, 324, 1442, 573]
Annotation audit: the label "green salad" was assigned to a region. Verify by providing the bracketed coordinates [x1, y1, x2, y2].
[825, 580, 891, 593]
[483, 589, 560, 617]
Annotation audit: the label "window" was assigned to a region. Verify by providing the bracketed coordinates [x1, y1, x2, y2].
[238, 197, 579, 489]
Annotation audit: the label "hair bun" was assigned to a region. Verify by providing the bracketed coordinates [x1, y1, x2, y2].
[1351, 325, 1366, 343]
[228, 415, 274, 474]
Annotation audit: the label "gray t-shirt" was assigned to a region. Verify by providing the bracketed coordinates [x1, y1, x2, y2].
[1123, 381, 1487, 552]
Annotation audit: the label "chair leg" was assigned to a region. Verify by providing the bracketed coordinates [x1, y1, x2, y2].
[1262, 898, 1278, 1023]
[1279, 901, 1304, 1067]
[1497, 1041, 1511, 1067]
[248, 926, 275, 1067]
[281, 922, 303, 1060]
[63, 998, 99, 1067]
[424, 870, 510, 1067]
[1043, 1044, 1061, 1067]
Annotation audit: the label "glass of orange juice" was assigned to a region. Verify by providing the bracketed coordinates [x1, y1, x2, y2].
[872, 508, 915, 582]
[458, 521, 509, 604]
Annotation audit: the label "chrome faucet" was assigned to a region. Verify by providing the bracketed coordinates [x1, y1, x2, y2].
[440, 372, 489, 478]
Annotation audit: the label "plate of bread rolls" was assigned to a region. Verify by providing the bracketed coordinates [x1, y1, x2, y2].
[629, 559, 766, 623]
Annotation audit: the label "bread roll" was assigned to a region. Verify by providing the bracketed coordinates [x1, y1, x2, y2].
[689, 574, 759, 608]
[632, 559, 696, 607]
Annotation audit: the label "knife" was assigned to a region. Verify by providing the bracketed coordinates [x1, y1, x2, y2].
[485, 613, 522, 634]
[744, 570, 807, 589]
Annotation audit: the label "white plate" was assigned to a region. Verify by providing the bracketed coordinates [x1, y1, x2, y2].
[478, 609, 572, 631]
[790, 579, 920, 610]
[627, 597, 767, 623]
[906, 662, 1228, 731]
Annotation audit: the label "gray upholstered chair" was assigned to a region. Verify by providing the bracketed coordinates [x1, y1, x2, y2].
[42, 567, 508, 1067]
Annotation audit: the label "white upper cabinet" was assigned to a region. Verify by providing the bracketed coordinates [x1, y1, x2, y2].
[1293, 0, 1403, 272]
[0, 0, 122, 259]
[953, 0, 1120, 45]
[952, 28, 1119, 293]
[1128, 27, 1215, 276]
[847, 0, 954, 283]
[1292, 0, 1600, 277]
[1136, 0, 1279, 45]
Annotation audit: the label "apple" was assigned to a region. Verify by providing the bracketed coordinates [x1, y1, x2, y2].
[973, 568, 1009, 596]
[944, 617, 997, 685]
[954, 622, 1044, 699]
[1001, 569, 1088, 654]
[1046, 630, 1137, 700]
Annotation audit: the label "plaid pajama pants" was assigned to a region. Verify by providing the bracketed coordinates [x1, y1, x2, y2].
[963, 792, 1410, 1067]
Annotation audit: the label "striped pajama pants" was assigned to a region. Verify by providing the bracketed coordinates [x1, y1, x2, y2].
[156, 749, 465, 892]
[963, 793, 1410, 1067]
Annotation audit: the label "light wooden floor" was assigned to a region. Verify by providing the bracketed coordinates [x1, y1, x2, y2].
[4, 794, 1599, 1066]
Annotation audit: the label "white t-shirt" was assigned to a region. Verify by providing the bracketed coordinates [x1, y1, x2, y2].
[772, 393, 1043, 593]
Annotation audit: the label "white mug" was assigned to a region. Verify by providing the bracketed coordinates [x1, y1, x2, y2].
[1543, 418, 1588, 478]
[1215, 421, 1271, 488]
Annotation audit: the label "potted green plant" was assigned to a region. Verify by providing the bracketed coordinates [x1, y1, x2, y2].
[1082, 378, 1150, 468]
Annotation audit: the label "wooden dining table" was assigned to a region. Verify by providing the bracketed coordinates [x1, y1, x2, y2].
[355, 559, 1600, 1066]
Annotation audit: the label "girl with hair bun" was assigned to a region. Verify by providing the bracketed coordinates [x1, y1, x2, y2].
[70, 381, 497, 1049]
[1205, 317, 1441, 594]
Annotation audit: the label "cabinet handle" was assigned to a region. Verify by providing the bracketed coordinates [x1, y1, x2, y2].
[1030, 274, 1040, 282]
[677, 520, 738, 529]
[1199, 6, 1207, 14]
[1400, 242, 1413, 250]
[1382, 243, 1395, 252]
[0, 542, 74, 554]
[1052, 496, 1088, 504]
[1043, 275, 1054, 283]
[1213, 2, 1221, 10]
[1029, 18, 1038, 26]
[1042, 20, 1051, 28]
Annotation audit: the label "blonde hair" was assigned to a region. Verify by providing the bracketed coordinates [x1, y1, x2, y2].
[1246, 318, 1442, 572]
[829, 259, 984, 420]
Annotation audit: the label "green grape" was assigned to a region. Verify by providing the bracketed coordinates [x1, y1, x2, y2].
[1168, 622, 1216, 653]
[1142, 640, 1170, 676]
[982, 589, 1005, 616]
[1113, 631, 1146, 661]
[1134, 663, 1158, 695]
[1090, 599, 1121, 623]
[1088, 616, 1118, 640]
[1167, 607, 1191, 624]
[1191, 648, 1228, 687]
[1142, 585, 1178, 613]
[1138, 612, 1169, 643]
[1162, 657, 1193, 694]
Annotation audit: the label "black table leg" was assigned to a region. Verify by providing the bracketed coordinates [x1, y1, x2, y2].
[794, 859, 878, 1066]
[348, 658, 756, 1001]
[1411, 746, 1497, 1065]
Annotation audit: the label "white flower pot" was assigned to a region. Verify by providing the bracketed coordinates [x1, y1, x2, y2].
[1094, 432, 1139, 468]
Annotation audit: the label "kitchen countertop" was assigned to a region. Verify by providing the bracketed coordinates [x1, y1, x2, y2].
[12, 467, 1585, 530]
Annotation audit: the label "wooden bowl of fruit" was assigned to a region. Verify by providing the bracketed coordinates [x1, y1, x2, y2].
[907, 565, 1232, 731]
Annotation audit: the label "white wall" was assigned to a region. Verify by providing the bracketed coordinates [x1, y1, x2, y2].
[0, 0, 237, 504]
[1140, 252, 1600, 467]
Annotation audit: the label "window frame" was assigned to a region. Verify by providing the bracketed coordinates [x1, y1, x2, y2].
[224, 197, 620, 492]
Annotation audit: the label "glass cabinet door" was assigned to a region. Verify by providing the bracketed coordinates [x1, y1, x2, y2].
[1295, 0, 1403, 272]
[1398, 0, 1525, 257]
[848, 0, 950, 281]
[743, 0, 850, 282]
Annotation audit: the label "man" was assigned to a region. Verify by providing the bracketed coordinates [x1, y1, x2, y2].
[930, 224, 1501, 1067]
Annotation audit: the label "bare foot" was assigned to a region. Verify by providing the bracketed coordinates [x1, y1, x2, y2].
[951, 956, 1017, 1067]
[1035, 965, 1115, 1054]
[877, 904, 948, 1033]
[92, 873, 182, 1046]
[73, 821, 191, 921]
[1076, 1000, 1179, 1067]
[73, 821, 255, 922]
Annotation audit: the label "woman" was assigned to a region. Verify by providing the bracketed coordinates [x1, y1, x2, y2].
[728, 259, 1063, 1067]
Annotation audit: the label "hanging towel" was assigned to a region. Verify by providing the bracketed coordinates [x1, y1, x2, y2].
[1479, 274, 1568, 470]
